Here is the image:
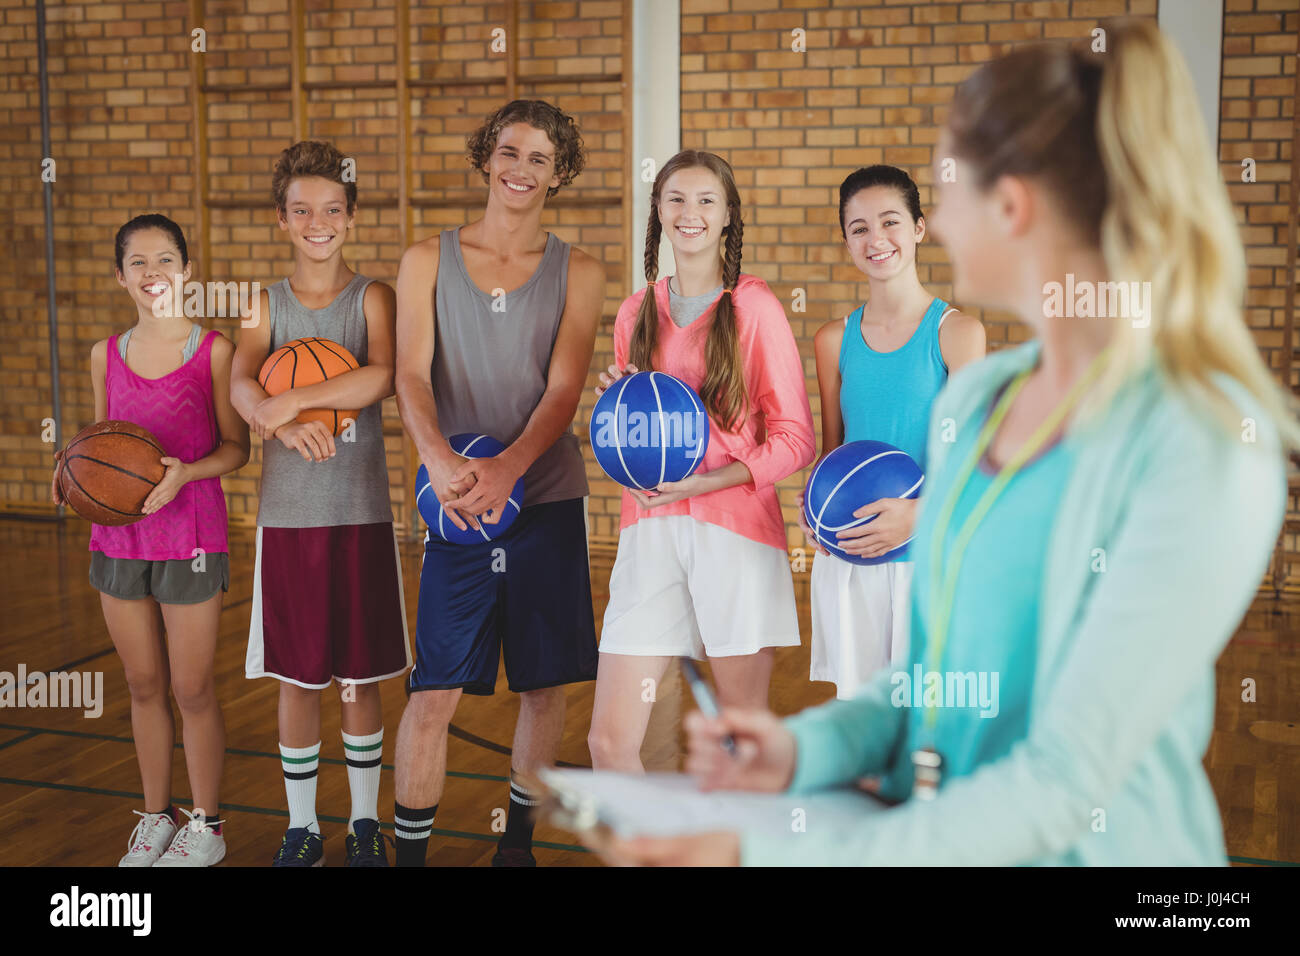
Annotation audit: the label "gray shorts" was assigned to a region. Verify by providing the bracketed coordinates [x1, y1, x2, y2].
[89, 551, 230, 605]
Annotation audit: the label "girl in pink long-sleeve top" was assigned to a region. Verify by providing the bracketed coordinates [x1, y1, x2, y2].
[587, 150, 816, 772]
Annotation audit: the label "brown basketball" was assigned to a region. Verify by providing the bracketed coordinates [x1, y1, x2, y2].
[58, 420, 167, 526]
[258, 336, 360, 437]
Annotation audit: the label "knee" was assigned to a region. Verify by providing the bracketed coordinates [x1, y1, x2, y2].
[403, 689, 456, 731]
[339, 680, 378, 704]
[519, 685, 564, 714]
[587, 724, 637, 768]
[170, 674, 215, 714]
[122, 667, 168, 704]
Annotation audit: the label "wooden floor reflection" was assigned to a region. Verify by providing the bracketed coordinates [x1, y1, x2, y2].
[0, 519, 1295, 866]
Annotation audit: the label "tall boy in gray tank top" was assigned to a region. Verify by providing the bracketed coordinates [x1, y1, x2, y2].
[392, 99, 606, 868]
[230, 140, 412, 869]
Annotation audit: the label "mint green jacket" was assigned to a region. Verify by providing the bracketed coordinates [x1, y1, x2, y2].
[743, 341, 1287, 866]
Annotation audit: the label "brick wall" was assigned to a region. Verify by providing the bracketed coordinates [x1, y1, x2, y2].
[679, 0, 1172, 550]
[1219, 0, 1299, 584]
[2, 0, 1295, 574]
[0, 0, 629, 539]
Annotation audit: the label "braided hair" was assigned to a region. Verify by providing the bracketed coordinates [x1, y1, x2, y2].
[628, 150, 749, 432]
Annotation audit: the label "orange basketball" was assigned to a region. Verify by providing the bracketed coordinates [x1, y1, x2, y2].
[257, 337, 360, 436]
[58, 420, 167, 526]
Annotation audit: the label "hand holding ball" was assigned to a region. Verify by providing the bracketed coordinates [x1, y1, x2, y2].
[802, 440, 924, 565]
[590, 370, 710, 490]
[416, 433, 524, 544]
[258, 337, 360, 437]
[56, 420, 168, 526]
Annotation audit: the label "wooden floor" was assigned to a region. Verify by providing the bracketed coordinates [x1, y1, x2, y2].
[0, 517, 1296, 866]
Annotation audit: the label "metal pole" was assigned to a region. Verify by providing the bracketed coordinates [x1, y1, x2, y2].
[37, 0, 63, 517]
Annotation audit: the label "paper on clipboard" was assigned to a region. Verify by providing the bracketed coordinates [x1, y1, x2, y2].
[538, 768, 885, 840]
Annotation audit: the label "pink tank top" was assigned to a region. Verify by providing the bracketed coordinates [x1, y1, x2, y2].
[88, 328, 230, 560]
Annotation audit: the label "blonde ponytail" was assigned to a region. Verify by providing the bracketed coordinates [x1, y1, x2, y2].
[948, 18, 1299, 450]
[1091, 19, 1298, 448]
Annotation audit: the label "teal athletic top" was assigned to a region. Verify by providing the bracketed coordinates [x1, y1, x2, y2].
[741, 340, 1287, 866]
[838, 297, 953, 471]
[878, 393, 1074, 801]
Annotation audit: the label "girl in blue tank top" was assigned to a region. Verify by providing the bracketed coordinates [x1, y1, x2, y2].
[799, 165, 985, 699]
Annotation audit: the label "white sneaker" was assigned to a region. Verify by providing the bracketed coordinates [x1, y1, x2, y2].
[118, 810, 178, 867]
[153, 808, 226, 867]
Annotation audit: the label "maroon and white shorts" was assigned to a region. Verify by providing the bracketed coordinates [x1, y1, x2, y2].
[245, 522, 412, 689]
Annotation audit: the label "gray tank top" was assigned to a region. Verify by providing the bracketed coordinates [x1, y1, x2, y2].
[432, 227, 588, 507]
[257, 273, 393, 528]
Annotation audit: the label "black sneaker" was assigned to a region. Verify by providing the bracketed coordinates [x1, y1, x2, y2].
[272, 827, 324, 867]
[491, 844, 537, 867]
[345, 819, 391, 867]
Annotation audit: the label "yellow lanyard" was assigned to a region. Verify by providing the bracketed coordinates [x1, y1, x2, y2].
[921, 351, 1109, 736]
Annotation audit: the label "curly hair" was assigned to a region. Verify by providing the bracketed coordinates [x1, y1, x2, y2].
[465, 99, 586, 198]
[271, 140, 357, 214]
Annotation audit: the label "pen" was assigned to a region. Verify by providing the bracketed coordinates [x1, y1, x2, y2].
[679, 657, 738, 757]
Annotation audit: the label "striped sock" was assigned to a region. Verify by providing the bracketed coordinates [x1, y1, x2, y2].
[500, 771, 540, 850]
[393, 802, 437, 867]
[342, 728, 383, 834]
[279, 741, 321, 835]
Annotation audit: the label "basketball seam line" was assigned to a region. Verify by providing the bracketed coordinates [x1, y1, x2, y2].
[648, 372, 667, 488]
[64, 454, 159, 488]
[59, 466, 146, 517]
[610, 374, 646, 491]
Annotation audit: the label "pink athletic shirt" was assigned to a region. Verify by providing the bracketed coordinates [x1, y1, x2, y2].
[88, 328, 230, 560]
[611, 273, 816, 551]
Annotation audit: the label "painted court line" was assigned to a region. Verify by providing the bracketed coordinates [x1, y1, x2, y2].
[0, 722, 508, 783]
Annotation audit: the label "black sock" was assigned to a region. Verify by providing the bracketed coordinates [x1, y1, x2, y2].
[393, 801, 437, 867]
[145, 804, 179, 825]
[500, 772, 539, 850]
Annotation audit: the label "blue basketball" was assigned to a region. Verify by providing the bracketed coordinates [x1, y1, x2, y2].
[589, 370, 710, 490]
[415, 433, 524, 544]
[803, 440, 924, 566]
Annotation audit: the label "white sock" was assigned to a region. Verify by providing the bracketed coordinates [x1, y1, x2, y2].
[343, 728, 383, 834]
[279, 741, 321, 835]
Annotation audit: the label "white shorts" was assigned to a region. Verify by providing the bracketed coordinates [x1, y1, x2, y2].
[599, 515, 802, 659]
[810, 553, 913, 700]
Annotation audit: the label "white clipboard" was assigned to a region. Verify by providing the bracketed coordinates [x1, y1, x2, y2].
[531, 768, 888, 844]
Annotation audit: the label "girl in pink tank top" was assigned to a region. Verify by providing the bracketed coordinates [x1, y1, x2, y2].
[50, 214, 250, 867]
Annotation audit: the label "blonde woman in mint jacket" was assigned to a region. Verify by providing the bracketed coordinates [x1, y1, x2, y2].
[594, 20, 1297, 867]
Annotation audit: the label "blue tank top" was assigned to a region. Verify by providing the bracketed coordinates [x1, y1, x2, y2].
[880, 399, 1074, 801]
[838, 297, 952, 472]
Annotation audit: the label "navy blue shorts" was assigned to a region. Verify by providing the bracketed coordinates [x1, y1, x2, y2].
[409, 497, 598, 696]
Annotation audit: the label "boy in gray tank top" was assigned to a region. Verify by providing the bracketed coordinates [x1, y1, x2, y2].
[391, 99, 605, 868]
[231, 140, 411, 868]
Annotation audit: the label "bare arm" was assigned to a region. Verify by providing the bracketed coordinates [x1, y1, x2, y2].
[394, 237, 475, 528]
[232, 286, 335, 462]
[230, 287, 273, 425]
[53, 340, 108, 505]
[91, 339, 107, 422]
[813, 318, 845, 457]
[939, 310, 986, 374]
